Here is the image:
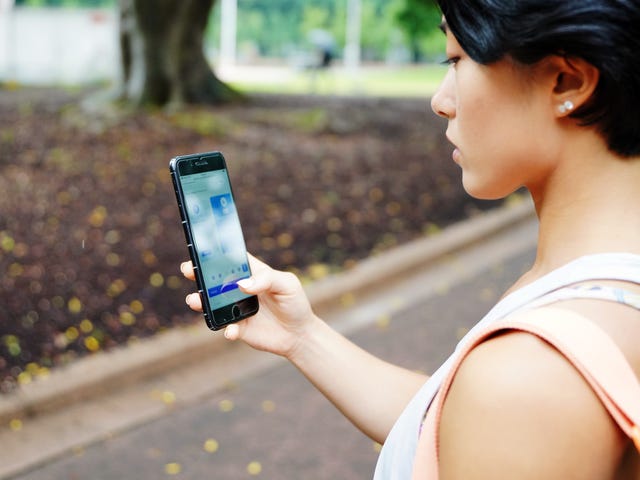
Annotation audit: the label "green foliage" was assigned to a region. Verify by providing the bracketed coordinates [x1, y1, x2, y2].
[14, 0, 114, 6]
[233, 0, 341, 58]
[205, 0, 444, 62]
[394, 0, 444, 61]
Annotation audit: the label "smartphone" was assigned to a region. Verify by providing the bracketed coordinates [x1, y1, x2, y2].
[169, 151, 259, 330]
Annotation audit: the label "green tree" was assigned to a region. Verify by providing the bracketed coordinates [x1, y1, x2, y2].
[359, 0, 401, 61]
[235, 0, 322, 57]
[117, 0, 239, 107]
[15, 0, 114, 6]
[230, 0, 442, 64]
[395, 0, 442, 62]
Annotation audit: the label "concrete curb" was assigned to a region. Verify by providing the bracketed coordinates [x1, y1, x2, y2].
[0, 198, 535, 425]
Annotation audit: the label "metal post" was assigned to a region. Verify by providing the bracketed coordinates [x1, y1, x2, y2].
[344, 0, 361, 72]
[219, 0, 237, 66]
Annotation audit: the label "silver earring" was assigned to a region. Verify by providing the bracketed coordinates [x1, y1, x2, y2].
[558, 100, 574, 114]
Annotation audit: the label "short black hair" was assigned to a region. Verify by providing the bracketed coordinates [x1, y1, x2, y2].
[435, 0, 640, 157]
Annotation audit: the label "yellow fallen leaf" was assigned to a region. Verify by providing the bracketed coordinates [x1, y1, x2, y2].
[261, 400, 276, 413]
[219, 399, 234, 412]
[247, 461, 262, 475]
[9, 418, 23, 432]
[164, 462, 181, 475]
[161, 391, 176, 405]
[203, 439, 219, 453]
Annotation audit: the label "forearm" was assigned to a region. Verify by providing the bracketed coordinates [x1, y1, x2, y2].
[197, 257, 426, 442]
[288, 314, 428, 444]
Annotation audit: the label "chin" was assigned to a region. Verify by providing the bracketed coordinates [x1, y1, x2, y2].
[462, 176, 516, 201]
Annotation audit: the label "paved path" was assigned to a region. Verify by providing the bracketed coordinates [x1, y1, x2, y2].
[4, 214, 537, 480]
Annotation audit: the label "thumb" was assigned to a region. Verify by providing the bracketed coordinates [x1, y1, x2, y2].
[236, 277, 256, 292]
[238, 266, 298, 296]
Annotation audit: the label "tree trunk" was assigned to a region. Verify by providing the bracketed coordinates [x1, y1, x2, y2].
[117, 0, 240, 107]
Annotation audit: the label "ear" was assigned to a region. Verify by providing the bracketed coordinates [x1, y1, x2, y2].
[544, 55, 600, 117]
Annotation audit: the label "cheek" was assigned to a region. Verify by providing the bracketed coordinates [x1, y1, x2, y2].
[456, 113, 538, 199]
[457, 100, 507, 163]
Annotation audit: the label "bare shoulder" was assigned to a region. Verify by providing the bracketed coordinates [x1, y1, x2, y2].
[437, 321, 629, 479]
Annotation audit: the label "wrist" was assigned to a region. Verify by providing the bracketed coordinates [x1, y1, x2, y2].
[285, 313, 328, 365]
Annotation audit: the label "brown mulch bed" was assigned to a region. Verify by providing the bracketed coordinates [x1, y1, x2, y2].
[0, 87, 502, 392]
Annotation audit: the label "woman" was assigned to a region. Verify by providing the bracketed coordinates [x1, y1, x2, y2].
[182, 0, 640, 477]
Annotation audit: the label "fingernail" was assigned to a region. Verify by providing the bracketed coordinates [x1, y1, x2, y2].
[237, 278, 253, 289]
[185, 293, 193, 304]
[180, 262, 188, 273]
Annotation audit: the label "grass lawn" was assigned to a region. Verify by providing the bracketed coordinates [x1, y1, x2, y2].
[221, 63, 448, 98]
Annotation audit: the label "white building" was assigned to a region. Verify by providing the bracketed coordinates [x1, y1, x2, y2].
[0, 4, 119, 85]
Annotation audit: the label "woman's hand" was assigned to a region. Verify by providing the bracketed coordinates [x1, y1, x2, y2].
[180, 254, 318, 359]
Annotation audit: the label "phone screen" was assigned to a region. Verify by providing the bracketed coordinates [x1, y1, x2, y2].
[170, 152, 258, 330]
[182, 168, 250, 308]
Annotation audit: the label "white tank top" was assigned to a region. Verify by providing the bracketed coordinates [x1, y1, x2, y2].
[373, 253, 640, 479]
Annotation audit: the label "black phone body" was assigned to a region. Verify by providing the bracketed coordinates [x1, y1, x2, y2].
[169, 151, 259, 330]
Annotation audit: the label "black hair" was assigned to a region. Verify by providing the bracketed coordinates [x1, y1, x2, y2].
[435, 0, 640, 157]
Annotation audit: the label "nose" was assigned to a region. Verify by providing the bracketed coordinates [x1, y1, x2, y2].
[430, 68, 455, 119]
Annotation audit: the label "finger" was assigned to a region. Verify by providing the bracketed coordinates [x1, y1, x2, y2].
[237, 255, 264, 294]
[238, 262, 298, 297]
[180, 261, 196, 281]
[224, 323, 240, 341]
[237, 253, 268, 294]
[224, 319, 252, 342]
[185, 292, 203, 312]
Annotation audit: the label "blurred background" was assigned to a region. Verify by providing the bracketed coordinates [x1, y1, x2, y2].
[0, 0, 447, 94]
[0, 0, 503, 406]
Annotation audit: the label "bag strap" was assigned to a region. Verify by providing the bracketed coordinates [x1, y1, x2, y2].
[411, 306, 640, 479]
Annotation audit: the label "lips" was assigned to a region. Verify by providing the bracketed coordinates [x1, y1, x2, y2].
[445, 132, 461, 164]
[452, 148, 461, 164]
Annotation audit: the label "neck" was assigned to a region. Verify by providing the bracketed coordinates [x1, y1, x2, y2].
[523, 145, 640, 283]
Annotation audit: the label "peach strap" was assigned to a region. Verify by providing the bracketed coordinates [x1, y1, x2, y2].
[411, 307, 640, 479]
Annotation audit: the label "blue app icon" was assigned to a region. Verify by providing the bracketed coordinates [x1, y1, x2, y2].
[210, 194, 235, 218]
